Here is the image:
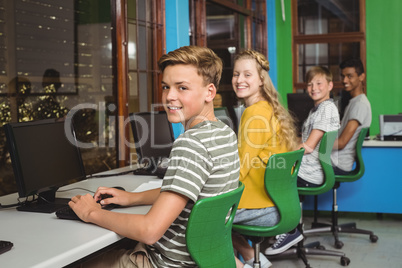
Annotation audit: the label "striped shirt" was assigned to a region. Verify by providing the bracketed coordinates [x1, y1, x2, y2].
[298, 99, 340, 185]
[147, 120, 240, 267]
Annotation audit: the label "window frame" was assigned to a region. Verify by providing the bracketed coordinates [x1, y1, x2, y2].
[291, 0, 366, 92]
[113, 0, 165, 166]
[189, 0, 267, 110]
[190, 0, 267, 53]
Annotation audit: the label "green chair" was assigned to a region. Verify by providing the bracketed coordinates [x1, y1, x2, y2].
[269, 131, 349, 267]
[295, 131, 350, 267]
[305, 127, 378, 249]
[186, 182, 245, 268]
[232, 149, 305, 268]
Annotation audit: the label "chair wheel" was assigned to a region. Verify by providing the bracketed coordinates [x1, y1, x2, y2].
[370, 234, 378, 243]
[335, 240, 344, 249]
[340, 256, 350, 266]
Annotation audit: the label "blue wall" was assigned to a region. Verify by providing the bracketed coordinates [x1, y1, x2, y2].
[266, 0, 278, 89]
[165, 0, 190, 138]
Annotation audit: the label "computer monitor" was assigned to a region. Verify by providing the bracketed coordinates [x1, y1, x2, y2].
[287, 93, 315, 136]
[4, 118, 86, 213]
[379, 114, 402, 141]
[129, 111, 175, 167]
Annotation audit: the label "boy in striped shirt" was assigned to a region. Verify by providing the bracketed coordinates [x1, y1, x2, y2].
[265, 66, 340, 256]
[69, 46, 240, 267]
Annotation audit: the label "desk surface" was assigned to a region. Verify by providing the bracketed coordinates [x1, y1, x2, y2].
[363, 139, 402, 147]
[0, 169, 162, 268]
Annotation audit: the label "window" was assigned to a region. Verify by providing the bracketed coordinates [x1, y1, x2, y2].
[190, 0, 267, 108]
[127, 0, 165, 114]
[0, 0, 116, 196]
[125, 0, 165, 165]
[293, 0, 366, 95]
[0, 0, 165, 196]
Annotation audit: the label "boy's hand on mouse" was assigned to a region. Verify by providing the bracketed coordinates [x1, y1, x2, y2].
[69, 194, 102, 222]
[94, 187, 131, 207]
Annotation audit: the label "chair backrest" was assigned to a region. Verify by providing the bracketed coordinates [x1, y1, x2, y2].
[232, 104, 245, 132]
[129, 111, 174, 165]
[298, 130, 338, 196]
[335, 127, 369, 182]
[232, 149, 305, 237]
[186, 182, 245, 268]
[214, 107, 235, 131]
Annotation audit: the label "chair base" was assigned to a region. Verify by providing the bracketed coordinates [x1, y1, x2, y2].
[266, 225, 350, 268]
[305, 221, 379, 249]
[267, 240, 351, 268]
[308, 187, 379, 249]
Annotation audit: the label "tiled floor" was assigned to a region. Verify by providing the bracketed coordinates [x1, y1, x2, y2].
[262, 212, 402, 268]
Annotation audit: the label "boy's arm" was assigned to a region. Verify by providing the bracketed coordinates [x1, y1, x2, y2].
[300, 129, 324, 154]
[94, 187, 161, 207]
[333, 120, 359, 150]
[69, 190, 189, 245]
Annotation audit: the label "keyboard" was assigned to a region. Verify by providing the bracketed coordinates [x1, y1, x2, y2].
[17, 201, 69, 213]
[0, 240, 13, 255]
[56, 203, 119, 221]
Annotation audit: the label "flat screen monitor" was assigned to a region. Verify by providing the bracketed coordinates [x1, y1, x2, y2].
[287, 93, 315, 136]
[4, 118, 86, 213]
[379, 114, 402, 141]
[129, 111, 174, 167]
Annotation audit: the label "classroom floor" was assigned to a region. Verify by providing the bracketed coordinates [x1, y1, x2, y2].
[262, 212, 402, 268]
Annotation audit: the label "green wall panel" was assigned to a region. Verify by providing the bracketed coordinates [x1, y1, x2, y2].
[275, 0, 293, 108]
[366, 0, 402, 135]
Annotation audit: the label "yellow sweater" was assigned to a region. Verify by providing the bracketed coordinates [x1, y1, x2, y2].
[237, 101, 288, 209]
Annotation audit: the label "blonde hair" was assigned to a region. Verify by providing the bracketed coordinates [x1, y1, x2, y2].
[158, 46, 223, 88]
[234, 50, 298, 150]
[305, 66, 333, 83]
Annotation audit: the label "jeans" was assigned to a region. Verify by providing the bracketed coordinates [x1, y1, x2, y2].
[234, 206, 280, 227]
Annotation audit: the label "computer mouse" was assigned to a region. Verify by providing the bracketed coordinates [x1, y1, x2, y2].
[98, 186, 125, 201]
[96, 186, 125, 210]
[112, 186, 125, 191]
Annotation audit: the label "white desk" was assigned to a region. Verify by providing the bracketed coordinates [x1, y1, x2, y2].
[0, 169, 162, 268]
[363, 139, 402, 147]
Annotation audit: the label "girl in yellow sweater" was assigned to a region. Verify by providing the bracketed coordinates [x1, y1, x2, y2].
[231, 50, 297, 268]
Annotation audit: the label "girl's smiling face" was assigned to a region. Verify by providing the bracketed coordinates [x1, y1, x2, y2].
[232, 58, 263, 106]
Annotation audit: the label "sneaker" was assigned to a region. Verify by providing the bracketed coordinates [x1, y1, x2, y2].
[264, 229, 303, 255]
[245, 253, 272, 268]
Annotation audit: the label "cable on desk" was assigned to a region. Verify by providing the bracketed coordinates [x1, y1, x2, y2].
[1, 171, 134, 209]
[57, 187, 95, 194]
[0, 202, 20, 209]
[86, 169, 134, 179]
[0, 196, 29, 209]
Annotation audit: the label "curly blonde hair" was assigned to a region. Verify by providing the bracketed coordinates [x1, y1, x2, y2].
[234, 50, 298, 150]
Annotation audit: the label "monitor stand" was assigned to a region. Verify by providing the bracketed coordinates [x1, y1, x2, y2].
[17, 190, 70, 213]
